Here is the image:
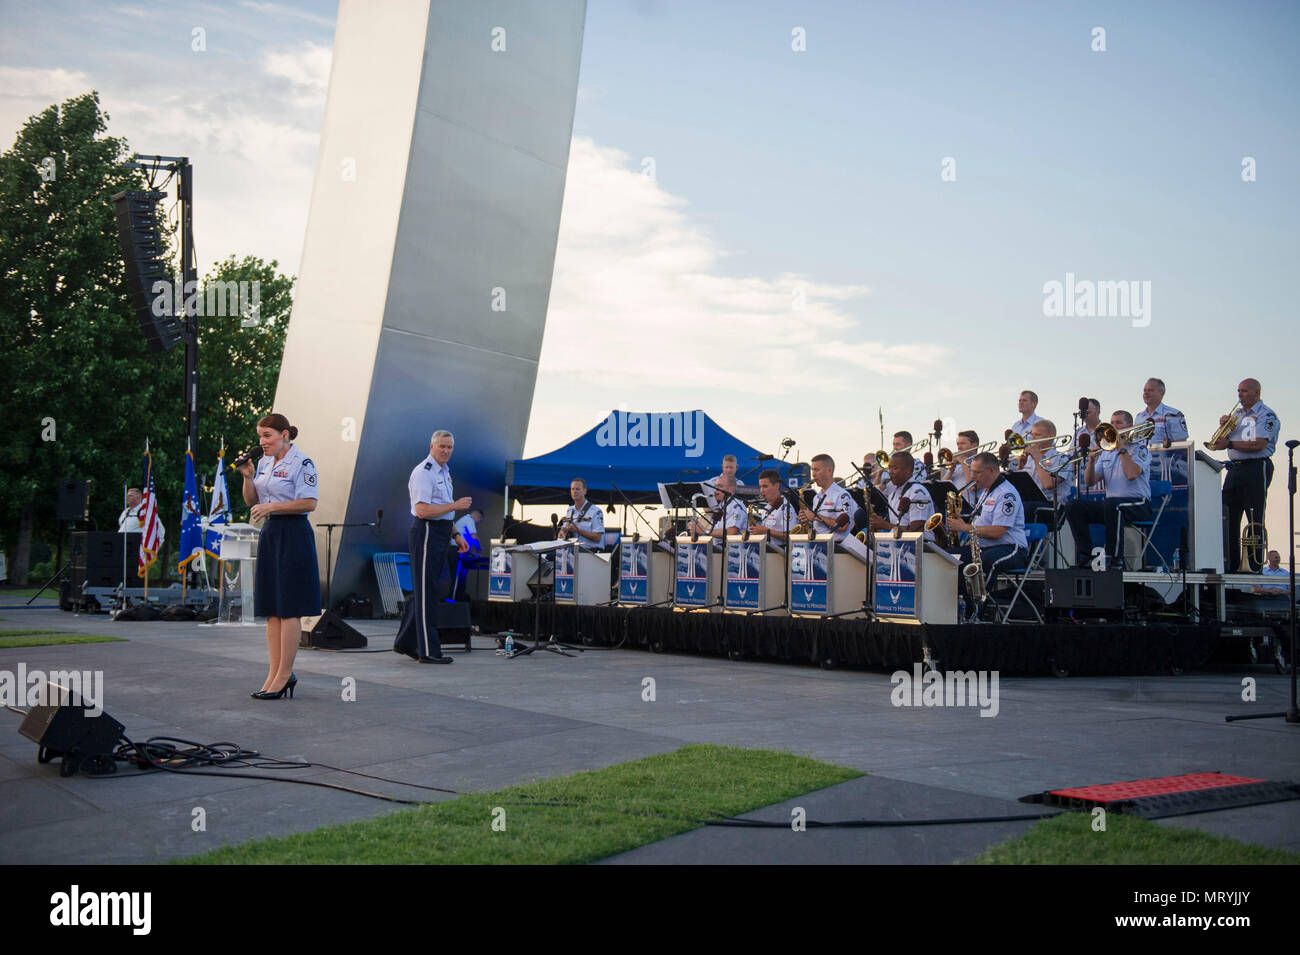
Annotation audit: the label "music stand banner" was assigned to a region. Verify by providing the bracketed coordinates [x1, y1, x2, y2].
[619, 539, 651, 604]
[725, 540, 763, 611]
[489, 546, 512, 599]
[790, 539, 830, 615]
[554, 542, 576, 602]
[874, 536, 919, 619]
[675, 539, 711, 608]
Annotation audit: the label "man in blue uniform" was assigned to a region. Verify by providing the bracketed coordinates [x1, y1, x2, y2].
[1211, 378, 1280, 572]
[1065, 410, 1152, 569]
[394, 430, 471, 663]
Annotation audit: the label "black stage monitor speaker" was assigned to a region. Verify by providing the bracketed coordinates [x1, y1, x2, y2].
[71, 532, 139, 590]
[305, 610, 368, 649]
[56, 479, 90, 521]
[1045, 569, 1124, 611]
[433, 600, 472, 652]
[19, 691, 125, 776]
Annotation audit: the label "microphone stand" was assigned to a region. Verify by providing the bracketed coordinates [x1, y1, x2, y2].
[1225, 438, 1299, 724]
[316, 510, 382, 612]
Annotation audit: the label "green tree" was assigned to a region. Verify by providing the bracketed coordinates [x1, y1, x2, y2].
[0, 93, 293, 583]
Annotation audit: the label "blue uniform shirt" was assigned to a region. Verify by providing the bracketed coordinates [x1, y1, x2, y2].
[1228, 401, 1280, 460]
[409, 455, 455, 518]
[973, 477, 1027, 551]
[1135, 402, 1188, 445]
[1096, 444, 1151, 500]
[253, 445, 318, 504]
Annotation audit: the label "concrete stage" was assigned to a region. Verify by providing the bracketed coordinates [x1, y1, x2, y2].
[0, 606, 1296, 864]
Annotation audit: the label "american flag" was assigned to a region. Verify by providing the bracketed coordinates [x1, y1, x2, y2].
[137, 442, 164, 578]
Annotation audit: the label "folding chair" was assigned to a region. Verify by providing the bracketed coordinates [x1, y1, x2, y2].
[1118, 480, 1173, 572]
[990, 523, 1046, 623]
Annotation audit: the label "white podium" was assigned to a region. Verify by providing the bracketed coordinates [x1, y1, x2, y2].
[673, 534, 721, 610]
[213, 522, 261, 625]
[618, 537, 673, 607]
[723, 533, 787, 614]
[553, 539, 610, 606]
[788, 533, 867, 617]
[873, 533, 958, 624]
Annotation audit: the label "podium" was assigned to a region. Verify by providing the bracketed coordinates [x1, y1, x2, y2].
[873, 533, 958, 624]
[673, 534, 720, 610]
[213, 523, 260, 625]
[788, 534, 866, 617]
[618, 537, 672, 607]
[488, 538, 567, 602]
[553, 540, 610, 606]
[1146, 443, 1223, 573]
[723, 533, 786, 614]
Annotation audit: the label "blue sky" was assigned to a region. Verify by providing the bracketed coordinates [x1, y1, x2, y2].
[3, 0, 1298, 546]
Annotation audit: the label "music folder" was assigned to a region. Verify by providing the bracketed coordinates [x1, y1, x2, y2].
[1003, 470, 1047, 507]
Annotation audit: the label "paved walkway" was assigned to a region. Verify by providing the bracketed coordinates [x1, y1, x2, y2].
[0, 607, 1295, 863]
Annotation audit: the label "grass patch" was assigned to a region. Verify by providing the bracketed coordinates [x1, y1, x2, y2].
[180, 744, 861, 865]
[0, 588, 56, 601]
[0, 631, 126, 648]
[970, 809, 1300, 864]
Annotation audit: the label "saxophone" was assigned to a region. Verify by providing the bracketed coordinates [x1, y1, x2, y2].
[963, 526, 987, 603]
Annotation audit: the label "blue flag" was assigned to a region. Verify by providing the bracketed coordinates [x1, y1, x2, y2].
[178, 444, 203, 572]
[205, 445, 231, 559]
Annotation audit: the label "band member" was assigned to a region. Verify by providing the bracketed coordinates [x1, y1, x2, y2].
[1065, 411, 1152, 569]
[1254, 550, 1289, 595]
[1010, 390, 1043, 440]
[750, 468, 799, 542]
[1073, 398, 1104, 492]
[873, 431, 926, 486]
[705, 454, 744, 505]
[1017, 419, 1070, 524]
[946, 451, 1028, 608]
[869, 452, 937, 543]
[943, 430, 980, 511]
[117, 488, 144, 532]
[689, 474, 746, 541]
[557, 478, 605, 552]
[799, 454, 854, 541]
[393, 430, 472, 665]
[238, 413, 320, 697]
[1211, 378, 1280, 573]
[1135, 378, 1188, 445]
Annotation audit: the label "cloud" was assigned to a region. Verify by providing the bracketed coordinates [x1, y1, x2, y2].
[238, 1, 336, 29]
[0, 67, 94, 149]
[262, 41, 332, 108]
[528, 137, 950, 460]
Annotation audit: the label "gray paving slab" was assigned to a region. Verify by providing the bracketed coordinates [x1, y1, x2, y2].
[0, 608, 1296, 864]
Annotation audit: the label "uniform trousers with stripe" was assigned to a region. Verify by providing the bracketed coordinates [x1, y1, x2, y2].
[394, 518, 452, 659]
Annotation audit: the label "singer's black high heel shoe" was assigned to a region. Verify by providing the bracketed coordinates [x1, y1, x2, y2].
[253, 673, 297, 700]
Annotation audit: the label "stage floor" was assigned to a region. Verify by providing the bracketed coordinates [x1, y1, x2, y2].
[0, 606, 1296, 864]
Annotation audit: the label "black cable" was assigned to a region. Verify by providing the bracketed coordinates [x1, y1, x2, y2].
[703, 810, 1067, 829]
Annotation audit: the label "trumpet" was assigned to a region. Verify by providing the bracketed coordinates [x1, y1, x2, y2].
[1095, 420, 1155, 451]
[1204, 401, 1244, 451]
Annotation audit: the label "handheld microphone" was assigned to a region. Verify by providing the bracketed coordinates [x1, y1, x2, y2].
[231, 448, 261, 470]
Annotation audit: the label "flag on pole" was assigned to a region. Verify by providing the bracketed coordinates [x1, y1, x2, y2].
[179, 441, 203, 572]
[137, 441, 164, 579]
[205, 443, 231, 559]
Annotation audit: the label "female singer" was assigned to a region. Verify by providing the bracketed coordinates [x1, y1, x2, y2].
[237, 413, 320, 700]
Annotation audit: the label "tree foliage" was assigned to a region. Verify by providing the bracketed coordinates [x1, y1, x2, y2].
[0, 92, 293, 578]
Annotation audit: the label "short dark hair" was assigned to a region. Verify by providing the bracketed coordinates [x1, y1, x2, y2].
[811, 453, 834, 470]
[890, 451, 914, 466]
[258, 412, 298, 441]
[894, 430, 912, 444]
[1020, 390, 1038, 404]
[1086, 398, 1100, 414]
[972, 451, 1000, 470]
[758, 469, 780, 484]
[1113, 410, 1134, 426]
[1147, 377, 1166, 391]
[571, 477, 587, 489]
[958, 429, 979, 445]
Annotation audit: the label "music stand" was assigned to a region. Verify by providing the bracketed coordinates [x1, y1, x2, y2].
[506, 540, 583, 659]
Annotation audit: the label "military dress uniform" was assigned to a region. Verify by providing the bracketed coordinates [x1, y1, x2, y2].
[1073, 425, 1105, 493]
[394, 454, 462, 662]
[563, 500, 606, 552]
[759, 498, 800, 538]
[1223, 400, 1280, 572]
[251, 445, 321, 618]
[881, 478, 937, 543]
[1135, 402, 1188, 446]
[957, 476, 1027, 613]
[809, 482, 855, 543]
[1021, 447, 1072, 526]
[946, 461, 979, 512]
[709, 495, 750, 543]
[1065, 442, 1151, 567]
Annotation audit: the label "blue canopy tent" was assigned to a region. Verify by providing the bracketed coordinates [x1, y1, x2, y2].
[505, 410, 807, 506]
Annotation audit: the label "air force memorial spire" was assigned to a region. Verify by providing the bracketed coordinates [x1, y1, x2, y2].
[272, 0, 587, 598]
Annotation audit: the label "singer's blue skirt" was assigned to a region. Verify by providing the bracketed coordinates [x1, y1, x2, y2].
[254, 515, 322, 618]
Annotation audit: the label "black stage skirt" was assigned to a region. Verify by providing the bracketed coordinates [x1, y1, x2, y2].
[255, 514, 322, 618]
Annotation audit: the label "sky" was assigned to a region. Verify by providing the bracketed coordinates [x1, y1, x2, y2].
[2, 0, 1298, 550]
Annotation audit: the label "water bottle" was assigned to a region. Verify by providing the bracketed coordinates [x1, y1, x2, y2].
[504, 633, 514, 654]
[1172, 548, 1180, 570]
[957, 596, 967, 621]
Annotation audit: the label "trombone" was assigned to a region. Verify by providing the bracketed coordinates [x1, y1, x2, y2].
[1095, 420, 1155, 451]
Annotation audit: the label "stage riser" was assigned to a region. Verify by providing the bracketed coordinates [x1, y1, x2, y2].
[470, 602, 1223, 677]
